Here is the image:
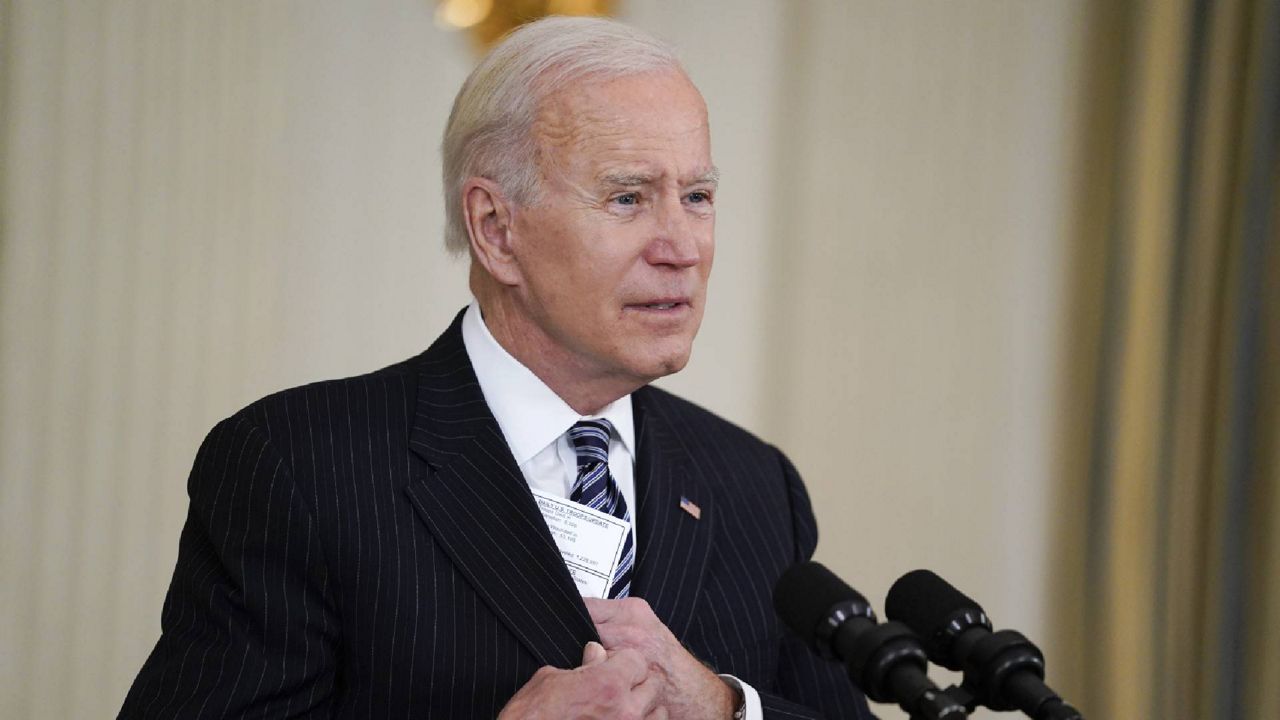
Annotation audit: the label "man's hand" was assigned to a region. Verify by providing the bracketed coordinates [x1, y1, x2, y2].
[585, 597, 736, 720]
[498, 641, 667, 720]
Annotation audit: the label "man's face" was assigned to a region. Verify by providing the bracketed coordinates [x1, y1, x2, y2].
[506, 69, 716, 390]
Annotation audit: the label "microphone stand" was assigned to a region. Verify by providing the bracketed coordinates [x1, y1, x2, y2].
[826, 617, 969, 719]
[902, 686, 971, 720]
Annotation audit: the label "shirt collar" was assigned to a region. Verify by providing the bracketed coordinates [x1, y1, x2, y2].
[460, 301, 635, 467]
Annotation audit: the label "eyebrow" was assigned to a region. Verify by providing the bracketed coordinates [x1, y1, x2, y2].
[690, 167, 721, 186]
[600, 172, 655, 187]
[599, 166, 721, 187]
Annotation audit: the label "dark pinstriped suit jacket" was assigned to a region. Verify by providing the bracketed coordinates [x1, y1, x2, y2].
[120, 312, 875, 719]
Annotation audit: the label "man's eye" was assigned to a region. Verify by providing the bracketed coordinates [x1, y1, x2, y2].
[687, 191, 712, 204]
[613, 193, 640, 206]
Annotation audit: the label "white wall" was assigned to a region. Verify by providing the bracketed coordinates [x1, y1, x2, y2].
[0, 2, 1088, 717]
[771, 0, 1086, 665]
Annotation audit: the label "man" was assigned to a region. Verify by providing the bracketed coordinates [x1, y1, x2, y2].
[120, 17, 875, 720]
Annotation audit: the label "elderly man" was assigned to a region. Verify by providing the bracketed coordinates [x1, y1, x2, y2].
[120, 17, 874, 720]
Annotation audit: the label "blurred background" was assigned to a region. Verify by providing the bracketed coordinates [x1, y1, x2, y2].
[1, 1, 1277, 718]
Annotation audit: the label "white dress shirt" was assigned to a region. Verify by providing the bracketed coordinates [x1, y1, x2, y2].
[460, 301, 762, 720]
[460, 302, 637, 539]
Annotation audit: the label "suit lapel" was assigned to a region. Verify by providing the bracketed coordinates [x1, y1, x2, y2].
[403, 313, 597, 669]
[630, 387, 715, 638]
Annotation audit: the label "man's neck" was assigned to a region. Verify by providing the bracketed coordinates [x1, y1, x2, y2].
[472, 292, 644, 416]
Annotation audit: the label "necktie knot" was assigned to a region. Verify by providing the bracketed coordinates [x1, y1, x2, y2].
[569, 419, 613, 470]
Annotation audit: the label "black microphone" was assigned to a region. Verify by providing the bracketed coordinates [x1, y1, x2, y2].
[773, 562, 967, 719]
[885, 569, 1084, 720]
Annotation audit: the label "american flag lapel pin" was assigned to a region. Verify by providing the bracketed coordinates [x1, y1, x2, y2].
[679, 496, 702, 520]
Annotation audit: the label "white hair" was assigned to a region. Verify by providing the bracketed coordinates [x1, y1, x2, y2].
[440, 16, 683, 254]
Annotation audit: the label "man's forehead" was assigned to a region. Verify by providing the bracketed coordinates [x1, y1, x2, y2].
[530, 70, 712, 185]
[535, 107, 707, 143]
[533, 72, 707, 137]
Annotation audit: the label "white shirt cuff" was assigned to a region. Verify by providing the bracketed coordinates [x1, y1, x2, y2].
[718, 674, 763, 720]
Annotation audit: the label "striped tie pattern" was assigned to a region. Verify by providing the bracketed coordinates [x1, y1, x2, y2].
[568, 419, 634, 599]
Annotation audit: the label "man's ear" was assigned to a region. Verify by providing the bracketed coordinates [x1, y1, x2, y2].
[462, 178, 522, 286]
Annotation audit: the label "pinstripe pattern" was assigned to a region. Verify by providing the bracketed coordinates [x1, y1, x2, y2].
[119, 311, 875, 719]
[568, 419, 634, 599]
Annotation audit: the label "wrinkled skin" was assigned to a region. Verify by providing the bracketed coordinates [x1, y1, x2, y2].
[585, 597, 735, 720]
[498, 642, 669, 720]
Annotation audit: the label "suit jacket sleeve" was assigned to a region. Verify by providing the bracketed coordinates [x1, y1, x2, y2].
[118, 411, 340, 719]
[756, 448, 879, 720]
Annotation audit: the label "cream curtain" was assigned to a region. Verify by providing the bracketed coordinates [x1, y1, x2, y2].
[0, 3, 473, 716]
[0, 4, 295, 716]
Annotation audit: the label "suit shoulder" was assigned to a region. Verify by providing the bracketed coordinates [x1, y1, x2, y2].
[220, 352, 425, 442]
[639, 384, 777, 456]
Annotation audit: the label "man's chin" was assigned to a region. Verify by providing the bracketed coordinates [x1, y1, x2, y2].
[638, 348, 693, 383]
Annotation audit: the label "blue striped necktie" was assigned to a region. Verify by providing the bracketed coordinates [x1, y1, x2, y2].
[568, 419, 634, 599]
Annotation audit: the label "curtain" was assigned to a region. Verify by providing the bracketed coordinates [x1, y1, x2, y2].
[0, 3, 472, 716]
[1057, 0, 1280, 717]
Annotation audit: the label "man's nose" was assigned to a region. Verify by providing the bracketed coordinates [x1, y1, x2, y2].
[645, 195, 702, 268]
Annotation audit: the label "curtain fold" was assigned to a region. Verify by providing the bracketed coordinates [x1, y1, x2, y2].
[1068, 0, 1280, 717]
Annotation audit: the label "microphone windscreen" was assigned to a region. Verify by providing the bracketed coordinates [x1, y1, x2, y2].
[773, 561, 867, 644]
[885, 569, 984, 659]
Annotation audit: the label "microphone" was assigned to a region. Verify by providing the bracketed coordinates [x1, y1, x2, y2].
[773, 562, 967, 719]
[885, 569, 1084, 720]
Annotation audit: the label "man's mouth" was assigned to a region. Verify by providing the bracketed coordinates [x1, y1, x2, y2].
[627, 298, 690, 312]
